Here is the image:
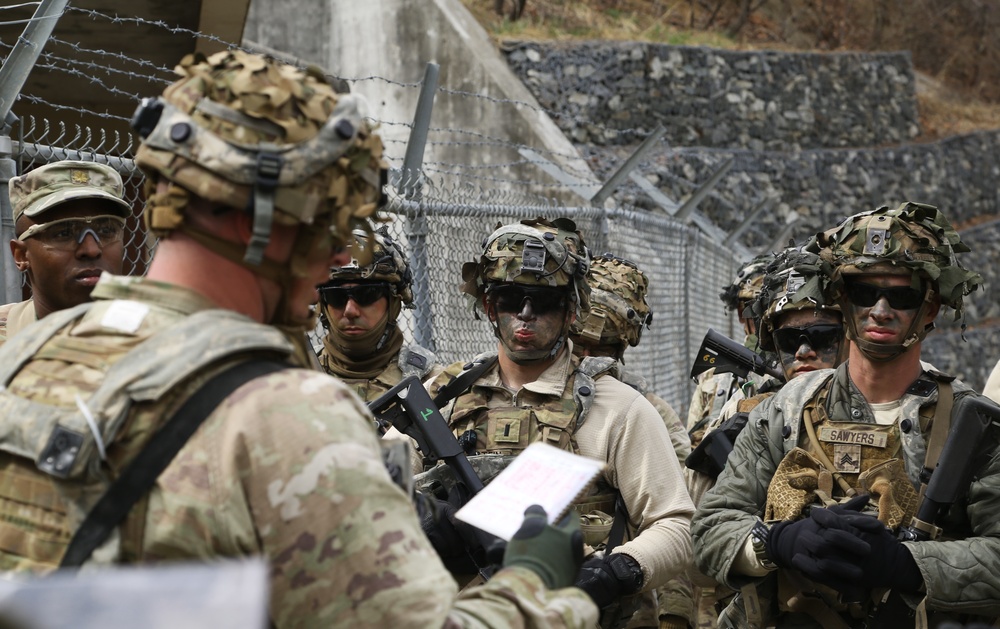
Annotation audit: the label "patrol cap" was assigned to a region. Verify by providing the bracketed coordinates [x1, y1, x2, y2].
[9, 160, 131, 222]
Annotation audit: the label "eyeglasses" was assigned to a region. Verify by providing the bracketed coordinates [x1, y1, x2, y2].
[844, 281, 925, 310]
[772, 324, 842, 354]
[18, 215, 126, 250]
[487, 284, 569, 316]
[318, 282, 390, 309]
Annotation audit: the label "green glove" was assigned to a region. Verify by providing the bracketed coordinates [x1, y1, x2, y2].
[503, 505, 584, 589]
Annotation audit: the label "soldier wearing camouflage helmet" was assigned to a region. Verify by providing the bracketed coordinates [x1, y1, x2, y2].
[686, 254, 774, 442]
[570, 253, 695, 629]
[694, 203, 1000, 628]
[683, 247, 846, 628]
[0, 51, 598, 628]
[316, 224, 441, 403]
[423, 218, 694, 626]
[1, 160, 131, 348]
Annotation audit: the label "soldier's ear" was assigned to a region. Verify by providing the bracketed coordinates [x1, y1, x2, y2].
[483, 295, 497, 322]
[10, 238, 28, 271]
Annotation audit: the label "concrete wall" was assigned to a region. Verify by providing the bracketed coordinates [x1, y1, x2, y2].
[504, 41, 920, 151]
[244, 0, 595, 202]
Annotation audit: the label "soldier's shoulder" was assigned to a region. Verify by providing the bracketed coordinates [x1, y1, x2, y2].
[594, 371, 646, 404]
[759, 369, 832, 414]
[216, 367, 373, 436]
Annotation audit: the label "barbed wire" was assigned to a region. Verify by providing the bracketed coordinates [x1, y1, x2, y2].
[48, 36, 176, 78]
[15, 94, 132, 122]
[0, 2, 41, 11]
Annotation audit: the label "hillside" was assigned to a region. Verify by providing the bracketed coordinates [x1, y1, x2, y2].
[462, 0, 1000, 141]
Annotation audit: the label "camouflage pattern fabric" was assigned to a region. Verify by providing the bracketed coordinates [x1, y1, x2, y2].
[319, 343, 442, 404]
[693, 364, 1000, 626]
[571, 255, 651, 350]
[461, 217, 591, 318]
[0, 300, 36, 350]
[747, 249, 840, 353]
[134, 49, 386, 238]
[0, 275, 598, 628]
[9, 160, 131, 222]
[326, 225, 414, 305]
[814, 201, 982, 320]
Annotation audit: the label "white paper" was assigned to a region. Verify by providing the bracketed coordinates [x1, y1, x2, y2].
[454, 442, 605, 541]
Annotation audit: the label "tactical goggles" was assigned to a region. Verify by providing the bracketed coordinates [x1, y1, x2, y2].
[844, 281, 925, 310]
[17, 215, 126, 250]
[318, 282, 390, 309]
[486, 284, 569, 316]
[772, 324, 842, 354]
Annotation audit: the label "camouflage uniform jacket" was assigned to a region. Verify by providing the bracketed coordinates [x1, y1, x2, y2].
[0, 275, 599, 629]
[429, 342, 695, 592]
[319, 342, 443, 404]
[0, 299, 35, 349]
[693, 362, 1000, 621]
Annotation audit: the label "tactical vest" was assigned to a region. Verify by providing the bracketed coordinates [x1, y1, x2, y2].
[341, 343, 437, 403]
[445, 353, 617, 456]
[418, 354, 618, 512]
[0, 303, 295, 573]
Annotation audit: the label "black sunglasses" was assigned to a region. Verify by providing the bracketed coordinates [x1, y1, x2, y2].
[319, 283, 390, 309]
[844, 282, 924, 310]
[772, 324, 842, 354]
[487, 285, 569, 316]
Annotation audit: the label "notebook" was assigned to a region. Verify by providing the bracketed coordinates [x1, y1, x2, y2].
[454, 442, 606, 541]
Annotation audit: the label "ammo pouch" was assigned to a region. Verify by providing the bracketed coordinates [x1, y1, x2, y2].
[685, 412, 749, 479]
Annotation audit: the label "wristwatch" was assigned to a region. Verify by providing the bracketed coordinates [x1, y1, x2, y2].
[749, 520, 777, 571]
[606, 552, 645, 595]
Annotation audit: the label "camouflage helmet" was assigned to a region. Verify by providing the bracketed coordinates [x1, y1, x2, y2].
[571, 254, 652, 354]
[461, 217, 591, 318]
[327, 225, 413, 305]
[816, 202, 982, 320]
[751, 248, 841, 352]
[132, 50, 386, 266]
[720, 254, 771, 314]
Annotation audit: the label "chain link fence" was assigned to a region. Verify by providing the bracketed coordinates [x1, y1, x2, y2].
[2, 114, 740, 412]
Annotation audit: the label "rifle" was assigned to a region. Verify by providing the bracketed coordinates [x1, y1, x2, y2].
[369, 375, 484, 500]
[899, 395, 1000, 542]
[690, 328, 784, 381]
[368, 375, 502, 577]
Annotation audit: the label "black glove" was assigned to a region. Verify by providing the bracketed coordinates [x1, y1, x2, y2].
[766, 507, 871, 590]
[817, 510, 924, 593]
[416, 492, 481, 572]
[575, 552, 644, 609]
[503, 505, 584, 589]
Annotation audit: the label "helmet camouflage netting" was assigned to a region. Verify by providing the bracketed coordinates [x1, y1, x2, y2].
[327, 225, 413, 305]
[571, 254, 652, 350]
[133, 50, 386, 255]
[816, 201, 983, 320]
[720, 254, 771, 314]
[750, 248, 841, 352]
[461, 217, 591, 318]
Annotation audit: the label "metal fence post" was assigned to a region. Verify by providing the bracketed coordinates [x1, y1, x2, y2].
[399, 63, 439, 352]
[0, 0, 69, 122]
[0, 133, 19, 305]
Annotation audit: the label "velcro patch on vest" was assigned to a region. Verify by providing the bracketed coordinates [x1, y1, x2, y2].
[833, 444, 862, 474]
[494, 418, 522, 443]
[818, 427, 888, 448]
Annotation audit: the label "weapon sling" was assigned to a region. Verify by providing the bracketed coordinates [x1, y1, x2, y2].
[433, 356, 499, 408]
[60, 359, 289, 568]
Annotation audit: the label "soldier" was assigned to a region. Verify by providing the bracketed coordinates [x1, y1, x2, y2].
[693, 202, 996, 627]
[0, 51, 597, 628]
[685, 254, 771, 444]
[316, 225, 441, 403]
[569, 253, 693, 629]
[424, 218, 694, 626]
[684, 247, 845, 628]
[1, 160, 129, 346]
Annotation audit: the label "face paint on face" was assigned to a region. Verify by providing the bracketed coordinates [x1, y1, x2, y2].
[845, 274, 930, 349]
[773, 309, 843, 381]
[489, 285, 570, 357]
